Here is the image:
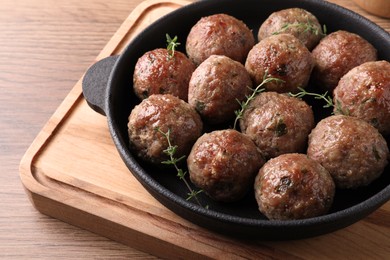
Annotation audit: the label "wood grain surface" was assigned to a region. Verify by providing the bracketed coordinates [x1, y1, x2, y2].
[2, 0, 390, 259]
[1, 0, 159, 258]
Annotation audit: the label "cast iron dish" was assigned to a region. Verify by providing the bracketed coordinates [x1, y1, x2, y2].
[82, 0, 390, 240]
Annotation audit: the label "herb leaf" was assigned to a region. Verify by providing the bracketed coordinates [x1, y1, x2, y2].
[288, 87, 348, 115]
[233, 72, 284, 129]
[166, 34, 180, 59]
[272, 20, 327, 37]
[155, 127, 205, 207]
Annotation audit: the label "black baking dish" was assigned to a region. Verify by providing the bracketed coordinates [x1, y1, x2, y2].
[82, 0, 390, 240]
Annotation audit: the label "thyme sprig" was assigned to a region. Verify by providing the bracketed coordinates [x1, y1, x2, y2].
[166, 34, 180, 59]
[272, 20, 327, 37]
[233, 73, 284, 129]
[288, 87, 347, 115]
[156, 127, 205, 207]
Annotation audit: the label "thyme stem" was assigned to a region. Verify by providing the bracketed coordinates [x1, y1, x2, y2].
[156, 128, 204, 207]
[288, 87, 347, 115]
[166, 34, 180, 59]
[233, 73, 284, 129]
[272, 20, 327, 37]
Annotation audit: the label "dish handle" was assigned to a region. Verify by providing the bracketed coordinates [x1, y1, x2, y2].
[82, 55, 119, 116]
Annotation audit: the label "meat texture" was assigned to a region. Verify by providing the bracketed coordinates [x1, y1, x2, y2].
[187, 129, 265, 202]
[258, 8, 324, 50]
[333, 60, 390, 136]
[128, 94, 203, 165]
[186, 13, 255, 65]
[254, 153, 335, 220]
[311, 30, 377, 92]
[133, 48, 195, 101]
[245, 33, 314, 93]
[188, 55, 253, 124]
[239, 92, 314, 159]
[307, 115, 389, 189]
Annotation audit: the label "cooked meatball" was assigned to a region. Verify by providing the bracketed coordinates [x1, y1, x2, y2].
[333, 60, 390, 136]
[187, 129, 265, 202]
[186, 13, 255, 66]
[258, 8, 324, 50]
[188, 55, 253, 124]
[245, 33, 314, 93]
[311, 30, 377, 92]
[254, 153, 335, 220]
[307, 115, 389, 189]
[239, 92, 314, 159]
[133, 48, 195, 101]
[128, 94, 203, 165]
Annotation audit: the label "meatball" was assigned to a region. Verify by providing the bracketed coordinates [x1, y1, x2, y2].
[186, 13, 255, 66]
[254, 153, 335, 220]
[333, 60, 390, 136]
[187, 129, 265, 202]
[239, 92, 314, 159]
[128, 94, 203, 164]
[188, 55, 253, 124]
[307, 115, 389, 189]
[245, 33, 314, 93]
[311, 30, 377, 92]
[258, 8, 324, 50]
[133, 48, 195, 101]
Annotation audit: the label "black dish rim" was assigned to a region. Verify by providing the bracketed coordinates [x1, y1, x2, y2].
[102, 0, 390, 239]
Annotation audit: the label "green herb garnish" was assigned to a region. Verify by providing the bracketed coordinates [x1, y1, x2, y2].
[233, 73, 284, 129]
[166, 34, 180, 59]
[156, 127, 205, 207]
[272, 20, 327, 37]
[289, 87, 347, 115]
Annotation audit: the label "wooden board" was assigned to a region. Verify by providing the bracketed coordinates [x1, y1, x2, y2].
[19, 0, 390, 258]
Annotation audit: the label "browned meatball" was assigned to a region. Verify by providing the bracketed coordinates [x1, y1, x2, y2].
[133, 48, 195, 101]
[254, 153, 335, 220]
[188, 55, 253, 124]
[128, 94, 203, 165]
[333, 60, 390, 136]
[186, 13, 255, 66]
[245, 33, 314, 93]
[187, 129, 265, 202]
[311, 30, 377, 92]
[258, 8, 324, 50]
[307, 115, 389, 189]
[239, 92, 314, 159]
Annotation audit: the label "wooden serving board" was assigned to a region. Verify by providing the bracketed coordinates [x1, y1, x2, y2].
[20, 0, 390, 258]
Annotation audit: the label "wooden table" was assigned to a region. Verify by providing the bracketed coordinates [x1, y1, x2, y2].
[1, 0, 389, 259]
